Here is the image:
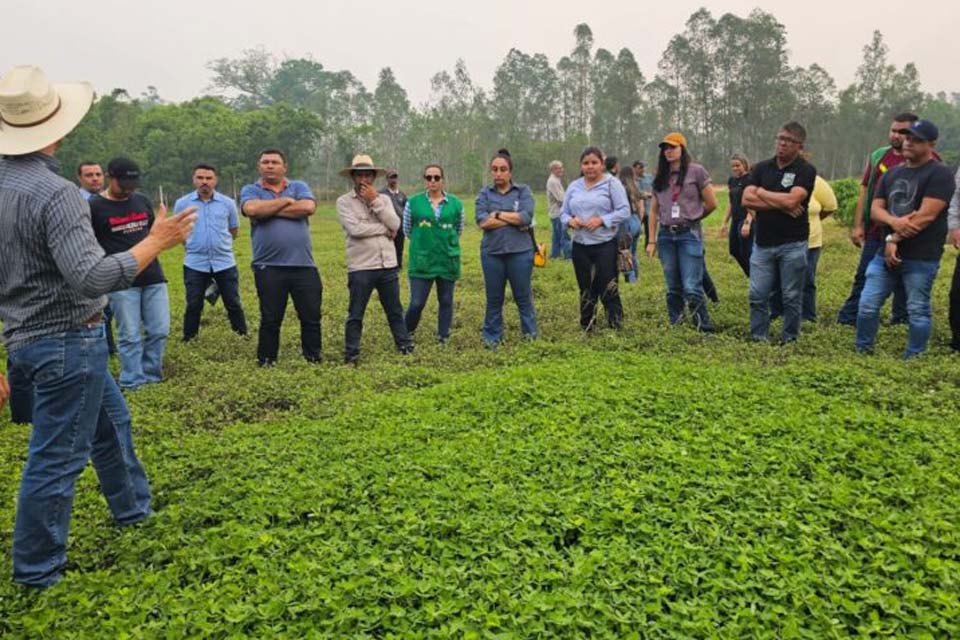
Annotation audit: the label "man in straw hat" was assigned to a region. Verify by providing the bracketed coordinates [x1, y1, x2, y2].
[239, 148, 320, 366]
[336, 154, 413, 364]
[0, 65, 196, 587]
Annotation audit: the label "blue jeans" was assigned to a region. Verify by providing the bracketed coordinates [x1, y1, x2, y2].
[770, 246, 821, 322]
[550, 217, 572, 259]
[856, 256, 940, 356]
[6, 356, 34, 424]
[8, 326, 151, 587]
[405, 277, 456, 340]
[109, 283, 170, 389]
[656, 229, 713, 330]
[838, 237, 907, 325]
[749, 240, 807, 342]
[480, 249, 538, 344]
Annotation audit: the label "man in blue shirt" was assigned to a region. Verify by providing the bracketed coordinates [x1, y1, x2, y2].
[240, 149, 320, 366]
[76, 161, 103, 200]
[175, 164, 247, 342]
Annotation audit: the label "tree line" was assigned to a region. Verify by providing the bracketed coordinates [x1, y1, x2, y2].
[59, 9, 960, 203]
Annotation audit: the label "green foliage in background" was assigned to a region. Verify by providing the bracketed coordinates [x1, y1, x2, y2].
[1, 195, 959, 637]
[830, 178, 862, 227]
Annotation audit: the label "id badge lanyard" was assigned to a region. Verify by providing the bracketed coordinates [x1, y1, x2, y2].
[670, 176, 681, 222]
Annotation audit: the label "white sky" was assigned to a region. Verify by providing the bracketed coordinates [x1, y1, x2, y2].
[4, 0, 958, 105]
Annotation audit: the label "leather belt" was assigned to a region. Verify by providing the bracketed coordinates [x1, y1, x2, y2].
[83, 312, 103, 326]
[663, 224, 689, 233]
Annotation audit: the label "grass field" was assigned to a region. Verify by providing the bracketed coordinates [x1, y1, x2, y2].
[1, 192, 959, 637]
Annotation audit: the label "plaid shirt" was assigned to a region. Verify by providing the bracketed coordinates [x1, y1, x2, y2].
[0, 153, 137, 351]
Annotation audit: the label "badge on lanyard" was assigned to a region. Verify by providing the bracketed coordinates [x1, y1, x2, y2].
[670, 176, 682, 221]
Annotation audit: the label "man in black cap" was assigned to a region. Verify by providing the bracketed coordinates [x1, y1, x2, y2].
[379, 169, 407, 268]
[90, 157, 171, 389]
[855, 119, 956, 357]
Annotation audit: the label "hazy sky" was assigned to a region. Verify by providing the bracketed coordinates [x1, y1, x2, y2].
[4, 0, 958, 105]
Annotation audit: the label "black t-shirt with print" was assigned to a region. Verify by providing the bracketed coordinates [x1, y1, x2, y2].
[874, 160, 957, 261]
[746, 156, 817, 247]
[90, 193, 165, 287]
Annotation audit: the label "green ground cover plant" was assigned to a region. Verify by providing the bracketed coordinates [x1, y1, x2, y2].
[1, 192, 958, 637]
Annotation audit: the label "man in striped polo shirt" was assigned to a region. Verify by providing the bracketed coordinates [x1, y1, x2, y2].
[0, 66, 196, 588]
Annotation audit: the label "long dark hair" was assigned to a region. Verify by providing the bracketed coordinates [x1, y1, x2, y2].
[618, 166, 642, 214]
[653, 145, 691, 193]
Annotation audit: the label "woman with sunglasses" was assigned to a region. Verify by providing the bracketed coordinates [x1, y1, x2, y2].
[475, 148, 538, 347]
[560, 146, 631, 330]
[646, 132, 717, 331]
[402, 164, 464, 343]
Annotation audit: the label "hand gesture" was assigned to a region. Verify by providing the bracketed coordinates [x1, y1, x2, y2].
[149, 205, 197, 250]
[850, 224, 865, 248]
[646, 242, 657, 258]
[358, 183, 378, 204]
[584, 216, 603, 231]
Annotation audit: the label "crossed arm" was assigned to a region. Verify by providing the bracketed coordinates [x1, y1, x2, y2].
[742, 185, 809, 217]
[242, 197, 316, 221]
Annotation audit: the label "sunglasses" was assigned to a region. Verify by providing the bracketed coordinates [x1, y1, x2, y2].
[776, 135, 802, 145]
[424, 175, 443, 182]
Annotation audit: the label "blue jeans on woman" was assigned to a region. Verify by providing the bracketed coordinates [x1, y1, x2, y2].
[656, 228, 713, 331]
[480, 249, 538, 345]
[8, 325, 151, 587]
[856, 256, 939, 357]
[550, 217, 572, 260]
[406, 277, 456, 341]
[109, 283, 170, 390]
[749, 240, 807, 342]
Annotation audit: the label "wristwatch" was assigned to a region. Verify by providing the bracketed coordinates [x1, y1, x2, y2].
[495, 212, 501, 220]
[884, 234, 898, 244]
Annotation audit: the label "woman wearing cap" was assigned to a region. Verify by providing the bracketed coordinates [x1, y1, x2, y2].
[560, 146, 631, 329]
[475, 149, 538, 347]
[646, 132, 717, 331]
[403, 164, 464, 343]
[719, 154, 754, 276]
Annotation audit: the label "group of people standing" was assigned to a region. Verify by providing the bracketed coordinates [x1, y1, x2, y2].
[548, 116, 959, 357]
[1, 64, 959, 590]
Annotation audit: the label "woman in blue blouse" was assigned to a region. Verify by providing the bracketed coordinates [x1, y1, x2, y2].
[475, 149, 538, 347]
[560, 146, 631, 330]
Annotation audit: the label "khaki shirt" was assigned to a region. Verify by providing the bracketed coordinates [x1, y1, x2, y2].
[546, 174, 565, 219]
[336, 191, 401, 272]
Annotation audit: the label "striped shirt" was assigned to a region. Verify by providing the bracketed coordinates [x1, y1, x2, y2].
[0, 153, 138, 352]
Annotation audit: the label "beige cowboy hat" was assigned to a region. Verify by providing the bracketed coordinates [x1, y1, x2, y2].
[338, 154, 387, 178]
[0, 66, 93, 155]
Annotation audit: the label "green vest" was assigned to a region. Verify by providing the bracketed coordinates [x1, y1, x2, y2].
[407, 192, 463, 281]
[861, 145, 891, 221]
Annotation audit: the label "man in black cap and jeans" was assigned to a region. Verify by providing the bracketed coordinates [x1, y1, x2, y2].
[90, 157, 172, 389]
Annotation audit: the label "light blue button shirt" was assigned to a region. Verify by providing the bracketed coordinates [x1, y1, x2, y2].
[559, 176, 631, 245]
[175, 190, 240, 272]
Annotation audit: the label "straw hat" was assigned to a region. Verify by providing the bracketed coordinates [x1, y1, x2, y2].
[0, 66, 93, 155]
[338, 154, 387, 178]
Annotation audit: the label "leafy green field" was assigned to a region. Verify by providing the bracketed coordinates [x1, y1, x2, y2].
[2, 193, 959, 637]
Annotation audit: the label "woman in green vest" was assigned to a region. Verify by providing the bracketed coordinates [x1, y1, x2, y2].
[403, 164, 464, 343]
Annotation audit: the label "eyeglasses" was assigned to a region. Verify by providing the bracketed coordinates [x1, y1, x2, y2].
[776, 135, 802, 145]
[424, 175, 443, 182]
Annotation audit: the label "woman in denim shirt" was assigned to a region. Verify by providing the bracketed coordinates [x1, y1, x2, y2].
[560, 146, 631, 330]
[475, 149, 538, 347]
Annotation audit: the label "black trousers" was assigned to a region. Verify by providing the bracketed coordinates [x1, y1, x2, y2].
[394, 231, 405, 270]
[253, 266, 322, 363]
[183, 265, 247, 341]
[572, 239, 623, 330]
[345, 268, 412, 362]
[950, 254, 960, 350]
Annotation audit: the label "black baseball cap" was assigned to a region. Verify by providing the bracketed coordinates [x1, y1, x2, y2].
[898, 119, 939, 142]
[107, 157, 142, 187]
[386, 168, 398, 178]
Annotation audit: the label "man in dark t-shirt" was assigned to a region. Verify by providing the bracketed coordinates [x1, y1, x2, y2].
[90, 157, 170, 389]
[855, 120, 956, 357]
[379, 169, 408, 268]
[742, 122, 817, 343]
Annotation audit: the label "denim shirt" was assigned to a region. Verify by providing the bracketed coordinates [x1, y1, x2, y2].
[475, 182, 535, 255]
[175, 190, 239, 272]
[559, 176, 631, 246]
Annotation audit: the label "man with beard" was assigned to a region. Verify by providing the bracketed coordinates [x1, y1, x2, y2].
[855, 120, 955, 357]
[837, 113, 922, 326]
[175, 164, 247, 342]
